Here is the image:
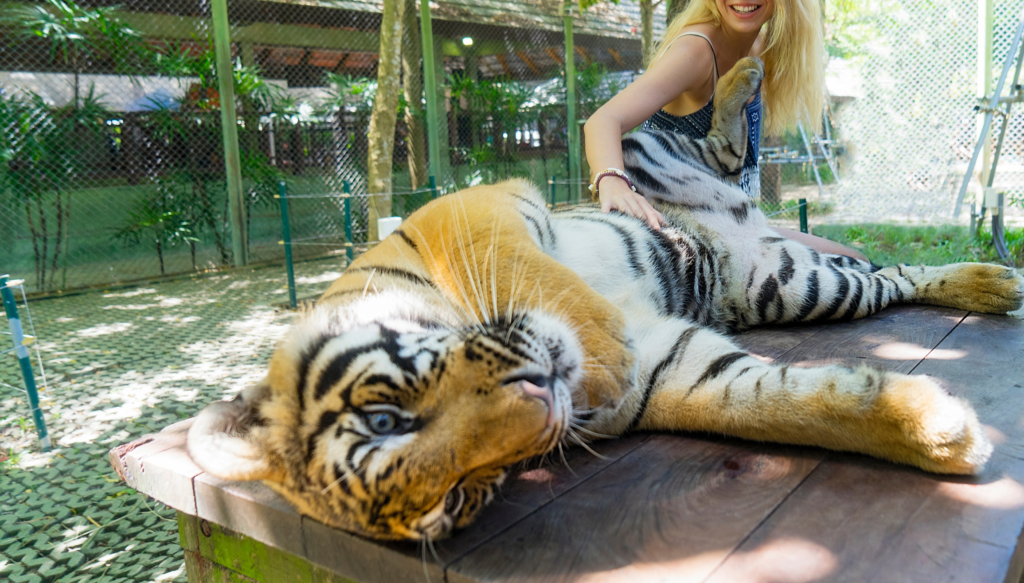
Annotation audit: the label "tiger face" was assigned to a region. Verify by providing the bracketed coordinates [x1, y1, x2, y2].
[189, 291, 584, 540]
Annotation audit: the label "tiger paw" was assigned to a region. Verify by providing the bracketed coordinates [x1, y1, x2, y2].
[911, 263, 1024, 314]
[715, 57, 764, 116]
[876, 373, 992, 475]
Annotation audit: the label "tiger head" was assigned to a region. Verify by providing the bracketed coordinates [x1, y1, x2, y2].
[187, 289, 584, 540]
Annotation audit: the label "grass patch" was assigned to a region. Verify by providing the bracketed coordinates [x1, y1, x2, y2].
[813, 223, 1024, 267]
[759, 199, 833, 219]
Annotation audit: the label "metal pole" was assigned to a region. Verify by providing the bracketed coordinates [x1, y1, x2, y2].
[797, 122, 824, 194]
[799, 198, 808, 234]
[277, 182, 297, 309]
[954, 11, 1024, 217]
[343, 181, 354, 264]
[211, 0, 247, 266]
[1, 276, 50, 452]
[429, 175, 438, 200]
[563, 2, 580, 203]
[419, 0, 442, 183]
[979, 0, 995, 188]
[549, 175, 557, 207]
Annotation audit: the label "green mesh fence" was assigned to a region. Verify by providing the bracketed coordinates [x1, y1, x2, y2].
[4, 0, 1019, 297]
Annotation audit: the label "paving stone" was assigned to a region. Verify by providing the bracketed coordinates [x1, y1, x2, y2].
[0, 263, 333, 582]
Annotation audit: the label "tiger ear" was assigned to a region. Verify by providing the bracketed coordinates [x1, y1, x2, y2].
[187, 379, 286, 483]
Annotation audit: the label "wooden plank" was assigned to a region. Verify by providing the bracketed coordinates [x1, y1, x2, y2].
[134, 444, 204, 514]
[733, 324, 826, 362]
[196, 520, 327, 583]
[185, 549, 261, 583]
[705, 313, 1024, 583]
[109, 419, 202, 514]
[195, 473, 305, 557]
[109, 419, 193, 487]
[434, 435, 651, 565]
[447, 436, 822, 583]
[302, 436, 650, 583]
[771, 305, 966, 373]
[303, 515, 441, 583]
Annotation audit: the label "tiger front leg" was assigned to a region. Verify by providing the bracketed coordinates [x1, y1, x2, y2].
[621, 322, 991, 475]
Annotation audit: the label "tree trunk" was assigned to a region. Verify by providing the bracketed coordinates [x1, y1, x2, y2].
[188, 121, 230, 265]
[156, 236, 165, 275]
[402, 0, 427, 189]
[37, 197, 48, 291]
[50, 190, 63, 291]
[640, 0, 654, 66]
[23, 199, 42, 291]
[760, 134, 783, 207]
[366, 0, 405, 241]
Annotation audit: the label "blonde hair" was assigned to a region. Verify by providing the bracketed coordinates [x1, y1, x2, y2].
[648, 0, 825, 136]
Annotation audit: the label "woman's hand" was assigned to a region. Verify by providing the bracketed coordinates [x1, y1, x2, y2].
[598, 176, 666, 230]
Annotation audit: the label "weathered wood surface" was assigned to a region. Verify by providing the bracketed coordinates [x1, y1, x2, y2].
[110, 306, 1024, 583]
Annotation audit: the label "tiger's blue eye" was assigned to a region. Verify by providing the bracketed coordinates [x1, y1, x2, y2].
[367, 412, 398, 434]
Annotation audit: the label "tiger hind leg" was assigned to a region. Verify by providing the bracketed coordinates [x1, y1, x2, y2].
[880, 262, 1024, 314]
[610, 321, 991, 475]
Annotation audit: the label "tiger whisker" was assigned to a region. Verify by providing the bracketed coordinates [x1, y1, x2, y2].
[565, 429, 608, 460]
[569, 421, 615, 440]
[361, 268, 377, 298]
[556, 442, 577, 477]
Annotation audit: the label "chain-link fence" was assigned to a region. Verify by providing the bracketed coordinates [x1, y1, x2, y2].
[818, 0, 1024, 226]
[1, 0, 658, 295]
[3, 0, 1021, 296]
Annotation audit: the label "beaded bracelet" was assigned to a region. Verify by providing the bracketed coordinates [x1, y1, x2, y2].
[588, 168, 637, 198]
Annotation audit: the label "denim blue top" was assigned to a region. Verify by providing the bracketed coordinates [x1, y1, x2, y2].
[640, 94, 762, 198]
[637, 32, 762, 198]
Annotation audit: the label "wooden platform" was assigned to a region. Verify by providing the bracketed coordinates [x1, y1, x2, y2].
[110, 305, 1024, 583]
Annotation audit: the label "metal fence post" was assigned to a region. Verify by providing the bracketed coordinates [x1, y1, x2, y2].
[799, 198, 808, 234]
[549, 176, 557, 207]
[420, 0, 443, 184]
[563, 2, 580, 203]
[211, 0, 248, 266]
[429, 175, 438, 200]
[277, 182, 297, 309]
[1, 275, 51, 452]
[343, 181, 354, 264]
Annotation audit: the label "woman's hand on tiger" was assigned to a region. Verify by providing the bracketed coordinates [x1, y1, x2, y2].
[598, 178, 666, 231]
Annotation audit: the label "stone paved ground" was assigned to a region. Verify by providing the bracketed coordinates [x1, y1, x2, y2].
[0, 257, 346, 583]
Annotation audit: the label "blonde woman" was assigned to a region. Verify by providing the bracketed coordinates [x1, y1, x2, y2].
[584, 0, 865, 259]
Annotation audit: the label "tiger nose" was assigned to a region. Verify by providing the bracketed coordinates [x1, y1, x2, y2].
[512, 376, 555, 425]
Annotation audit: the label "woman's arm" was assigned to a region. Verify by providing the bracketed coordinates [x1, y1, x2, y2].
[584, 35, 718, 229]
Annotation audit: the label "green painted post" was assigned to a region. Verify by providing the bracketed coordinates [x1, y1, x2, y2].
[563, 2, 580, 204]
[429, 175, 438, 200]
[549, 176, 557, 207]
[420, 0, 442, 183]
[211, 0, 247, 266]
[798, 198, 808, 234]
[343, 182, 354, 264]
[1, 276, 50, 452]
[277, 182, 297, 309]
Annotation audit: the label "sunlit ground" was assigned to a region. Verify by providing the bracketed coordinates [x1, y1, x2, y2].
[0, 259, 341, 582]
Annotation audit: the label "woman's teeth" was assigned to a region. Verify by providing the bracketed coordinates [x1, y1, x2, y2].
[732, 5, 759, 13]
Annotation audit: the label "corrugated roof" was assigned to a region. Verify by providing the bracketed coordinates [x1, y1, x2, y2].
[261, 0, 665, 40]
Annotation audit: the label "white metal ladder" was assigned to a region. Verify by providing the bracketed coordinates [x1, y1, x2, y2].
[953, 10, 1024, 261]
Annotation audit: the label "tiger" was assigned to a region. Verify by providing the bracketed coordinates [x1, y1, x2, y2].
[187, 57, 1023, 542]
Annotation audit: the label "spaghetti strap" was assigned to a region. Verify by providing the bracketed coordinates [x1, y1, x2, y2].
[664, 32, 719, 94]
